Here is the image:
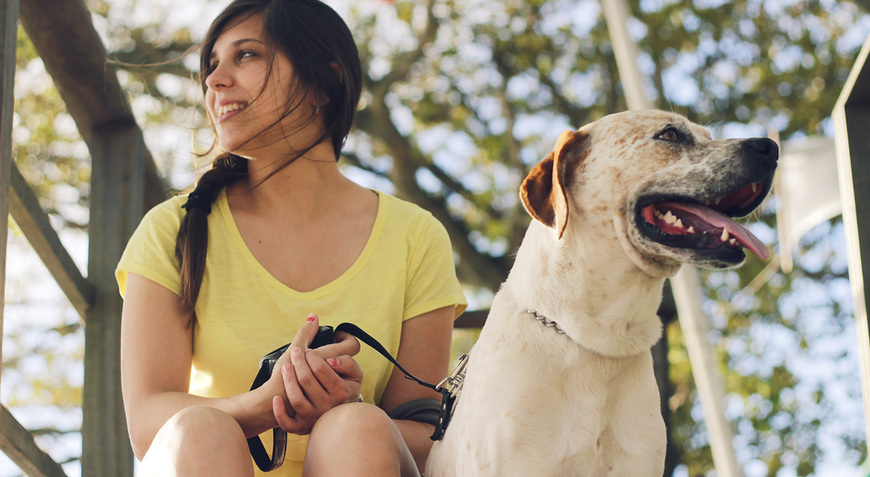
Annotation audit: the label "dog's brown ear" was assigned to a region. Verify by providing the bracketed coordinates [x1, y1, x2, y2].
[520, 130, 588, 239]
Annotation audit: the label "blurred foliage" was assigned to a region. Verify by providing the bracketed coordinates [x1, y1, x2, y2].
[6, 0, 870, 475]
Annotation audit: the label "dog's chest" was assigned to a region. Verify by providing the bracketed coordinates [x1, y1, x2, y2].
[432, 318, 664, 476]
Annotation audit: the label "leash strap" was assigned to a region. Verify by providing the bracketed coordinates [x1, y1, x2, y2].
[248, 322, 466, 471]
[334, 323, 438, 391]
[334, 323, 466, 441]
[247, 351, 288, 472]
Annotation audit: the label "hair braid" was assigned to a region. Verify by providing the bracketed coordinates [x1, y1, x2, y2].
[175, 154, 248, 326]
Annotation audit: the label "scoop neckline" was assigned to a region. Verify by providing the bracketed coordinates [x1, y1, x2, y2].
[217, 189, 386, 298]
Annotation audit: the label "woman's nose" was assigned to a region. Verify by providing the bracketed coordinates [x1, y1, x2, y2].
[205, 63, 233, 90]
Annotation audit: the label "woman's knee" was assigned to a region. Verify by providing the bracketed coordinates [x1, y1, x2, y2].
[305, 403, 417, 476]
[139, 407, 253, 477]
[311, 403, 399, 442]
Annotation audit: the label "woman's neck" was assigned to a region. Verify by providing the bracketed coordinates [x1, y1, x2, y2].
[227, 146, 364, 224]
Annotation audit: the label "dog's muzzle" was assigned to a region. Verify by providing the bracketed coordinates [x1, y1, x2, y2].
[634, 137, 778, 266]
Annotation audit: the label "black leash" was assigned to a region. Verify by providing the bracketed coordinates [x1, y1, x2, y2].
[247, 323, 466, 472]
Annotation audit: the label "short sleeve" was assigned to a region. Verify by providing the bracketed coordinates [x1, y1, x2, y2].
[403, 214, 467, 320]
[115, 197, 186, 298]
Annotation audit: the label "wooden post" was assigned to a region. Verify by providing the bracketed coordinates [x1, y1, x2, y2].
[0, 0, 18, 391]
[81, 121, 143, 476]
[832, 34, 870, 447]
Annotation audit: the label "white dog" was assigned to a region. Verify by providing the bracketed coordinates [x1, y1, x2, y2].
[426, 110, 778, 476]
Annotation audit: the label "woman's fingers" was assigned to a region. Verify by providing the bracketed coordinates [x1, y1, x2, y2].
[310, 330, 360, 360]
[326, 355, 364, 384]
[271, 313, 321, 374]
[289, 313, 321, 349]
[287, 348, 327, 408]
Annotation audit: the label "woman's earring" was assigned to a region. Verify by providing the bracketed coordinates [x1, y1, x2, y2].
[314, 103, 321, 115]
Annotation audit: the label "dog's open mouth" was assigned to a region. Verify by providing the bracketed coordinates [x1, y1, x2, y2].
[636, 181, 769, 260]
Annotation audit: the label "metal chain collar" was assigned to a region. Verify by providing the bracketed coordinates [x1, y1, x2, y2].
[525, 309, 566, 335]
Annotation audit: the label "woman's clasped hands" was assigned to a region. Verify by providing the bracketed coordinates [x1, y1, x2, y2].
[266, 313, 363, 435]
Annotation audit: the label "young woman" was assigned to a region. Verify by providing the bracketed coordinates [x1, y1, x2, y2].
[115, 1, 466, 475]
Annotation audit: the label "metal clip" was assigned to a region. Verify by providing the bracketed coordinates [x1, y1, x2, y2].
[436, 353, 469, 398]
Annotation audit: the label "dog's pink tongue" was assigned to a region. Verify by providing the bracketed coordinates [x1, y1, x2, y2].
[660, 202, 770, 260]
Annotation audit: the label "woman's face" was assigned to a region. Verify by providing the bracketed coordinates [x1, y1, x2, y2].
[204, 14, 314, 157]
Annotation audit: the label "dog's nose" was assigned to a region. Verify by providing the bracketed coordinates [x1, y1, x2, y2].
[741, 137, 779, 165]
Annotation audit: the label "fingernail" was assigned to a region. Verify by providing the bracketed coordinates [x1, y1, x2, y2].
[328, 358, 338, 367]
[282, 363, 292, 375]
[306, 313, 317, 323]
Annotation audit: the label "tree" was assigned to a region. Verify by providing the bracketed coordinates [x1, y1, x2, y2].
[6, 0, 870, 474]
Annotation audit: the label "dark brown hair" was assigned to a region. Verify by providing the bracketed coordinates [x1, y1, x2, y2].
[175, 0, 363, 324]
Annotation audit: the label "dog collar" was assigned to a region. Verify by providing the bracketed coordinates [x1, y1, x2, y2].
[526, 310, 566, 335]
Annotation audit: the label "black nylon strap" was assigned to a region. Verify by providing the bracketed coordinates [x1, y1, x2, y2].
[247, 322, 456, 471]
[333, 323, 456, 441]
[248, 361, 286, 472]
[334, 323, 439, 391]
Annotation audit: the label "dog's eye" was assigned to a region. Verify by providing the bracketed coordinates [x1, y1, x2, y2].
[654, 127, 685, 143]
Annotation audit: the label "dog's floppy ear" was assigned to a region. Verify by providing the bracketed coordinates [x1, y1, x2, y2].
[520, 130, 589, 239]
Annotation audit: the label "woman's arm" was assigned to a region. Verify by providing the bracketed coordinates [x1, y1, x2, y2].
[121, 273, 359, 459]
[120, 273, 281, 458]
[379, 305, 456, 472]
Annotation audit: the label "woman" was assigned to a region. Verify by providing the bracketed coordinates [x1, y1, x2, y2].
[115, 1, 467, 475]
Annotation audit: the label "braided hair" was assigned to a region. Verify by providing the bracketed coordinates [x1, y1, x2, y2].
[175, 0, 362, 325]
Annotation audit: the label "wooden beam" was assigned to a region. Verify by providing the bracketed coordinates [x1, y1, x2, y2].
[0, 0, 18, 391]
[81, 122, 142, 477]
[9, 161, 93, 320]
[18, 0, 170, 210]
[0, 405, 68, 477]
[833, 33, 870, 448]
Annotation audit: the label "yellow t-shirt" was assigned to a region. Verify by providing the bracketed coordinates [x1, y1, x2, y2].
[116, 189, 467, 476]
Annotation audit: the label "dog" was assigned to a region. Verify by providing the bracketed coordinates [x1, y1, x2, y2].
[426, 110, 778, 476]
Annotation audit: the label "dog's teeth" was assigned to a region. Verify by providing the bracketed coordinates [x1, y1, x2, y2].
[664, 211, 677, 224]
[729, 238, 737, 246]
[751, 183, 758, 193]
[674, 219, 683, 229]
[687, 226, 695, 234]
[720, 229, 730, 242]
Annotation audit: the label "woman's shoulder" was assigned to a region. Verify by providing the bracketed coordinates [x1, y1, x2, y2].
[376, 191, 436, 224]
[375, 190, 449, 241]
[141, 194, 189, 227]
[126, 194, 192, 246]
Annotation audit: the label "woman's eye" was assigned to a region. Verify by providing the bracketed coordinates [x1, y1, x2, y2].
[239, 50, 257, 60]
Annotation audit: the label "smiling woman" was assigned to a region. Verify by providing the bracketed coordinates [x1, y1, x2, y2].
[114, 1, 466, 476]
[203, 18, 318, 157]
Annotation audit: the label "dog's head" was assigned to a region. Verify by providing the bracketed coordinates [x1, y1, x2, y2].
[520, 110, 778, 278]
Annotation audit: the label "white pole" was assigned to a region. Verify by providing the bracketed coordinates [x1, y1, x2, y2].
[601, 1, 744, 476]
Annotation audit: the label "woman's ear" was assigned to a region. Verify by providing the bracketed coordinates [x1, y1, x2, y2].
[330, 61, 343, 84]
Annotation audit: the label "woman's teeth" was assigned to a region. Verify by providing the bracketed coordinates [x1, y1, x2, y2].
[217, 103, 246, 117]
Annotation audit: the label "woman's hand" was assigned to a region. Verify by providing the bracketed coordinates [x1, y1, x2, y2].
[271, 314, 364, 434]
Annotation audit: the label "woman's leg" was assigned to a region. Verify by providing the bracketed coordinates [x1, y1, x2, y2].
[137, 406, 255, 477]
[304, 403, 420, 477]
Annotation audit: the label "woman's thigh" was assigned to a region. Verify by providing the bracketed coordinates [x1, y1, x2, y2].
[138, 406, 254, 477]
